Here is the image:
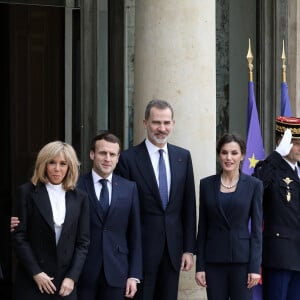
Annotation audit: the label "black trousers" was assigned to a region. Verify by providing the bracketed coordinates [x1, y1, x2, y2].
[205, 263, 253, 300]
[134, 244, 179, 300]
[96, 267, 126, 300]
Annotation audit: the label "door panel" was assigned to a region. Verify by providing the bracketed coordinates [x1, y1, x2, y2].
[9, 5, 65, 199]
[0, 5, 64, 297]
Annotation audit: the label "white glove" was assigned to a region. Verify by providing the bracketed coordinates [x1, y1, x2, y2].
[275, 128, 293, 157]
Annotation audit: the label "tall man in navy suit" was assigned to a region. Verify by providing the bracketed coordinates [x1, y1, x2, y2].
[77, 132, 142, 300]
[116, 99, 196, 300]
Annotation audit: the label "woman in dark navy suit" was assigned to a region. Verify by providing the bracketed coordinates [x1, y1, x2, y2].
[195, 133, 263, 300]
[12, 141, 89, 300]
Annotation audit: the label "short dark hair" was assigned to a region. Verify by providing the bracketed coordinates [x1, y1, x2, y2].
[216, 133, 246, 155]
[144, 99, 174, 120]
[90, 132, 121, 153]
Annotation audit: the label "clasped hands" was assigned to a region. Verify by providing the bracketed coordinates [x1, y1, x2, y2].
[276, 129, 293, 157]
[33, 272, 74, 297]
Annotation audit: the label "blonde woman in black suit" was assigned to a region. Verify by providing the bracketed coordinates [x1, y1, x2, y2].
[12, 141, 89, 300]
[195, 133, 263, 300]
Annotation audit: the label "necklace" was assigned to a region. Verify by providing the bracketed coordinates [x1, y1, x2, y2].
[220, 176, 239, 189]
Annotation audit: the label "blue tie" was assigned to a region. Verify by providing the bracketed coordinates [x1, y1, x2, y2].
[158, 149, 168, 210]
[99, 179, 109, 215]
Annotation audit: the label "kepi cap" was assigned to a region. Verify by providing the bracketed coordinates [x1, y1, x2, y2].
[276, 116, 300, 138]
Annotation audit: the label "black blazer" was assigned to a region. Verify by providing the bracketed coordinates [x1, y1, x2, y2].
[12, 182, 90, 300]
[116, 141, 196, 272]
[196, 173, 263, 274]
[254, 151, 300, 271]
[77, 172, 142, 297]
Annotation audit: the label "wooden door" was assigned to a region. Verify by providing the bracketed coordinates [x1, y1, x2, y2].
[0, 5, 64, 298]
[9, 4, 65, 200]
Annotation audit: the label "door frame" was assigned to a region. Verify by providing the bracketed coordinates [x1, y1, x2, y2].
[0, 0, 79, 7]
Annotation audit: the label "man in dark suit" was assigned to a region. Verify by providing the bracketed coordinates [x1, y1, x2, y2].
[77, 132, 142, 300]
[116, 99, 196, 300]
[11, 133, 142, 299]
[254, 116, 300, 300]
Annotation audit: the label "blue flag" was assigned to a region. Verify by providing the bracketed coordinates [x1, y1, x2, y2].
[242, 82, 265, 176]
[243, 82, 265, 300]
[243, 81, 265, 300]
[281, 82, 292, 116]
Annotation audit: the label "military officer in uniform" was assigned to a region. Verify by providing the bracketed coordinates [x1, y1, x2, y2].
[254, 116, 300, 300]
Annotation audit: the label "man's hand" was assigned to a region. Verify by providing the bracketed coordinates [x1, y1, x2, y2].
[59, 277, 74, 297]
[10, 217, 20, 232]
[195, 271, 207, 287]
[275, 129, 293, 157]
[180, 253, 194, 271]
[33, 272, 56, 294]
[125, 278, 138, 298]
[247, 273, 261, 289]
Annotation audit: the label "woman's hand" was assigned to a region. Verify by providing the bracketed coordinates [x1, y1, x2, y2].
[33, 272, 56, 294]
[195, 271, 207, 287]
[247, 273, 261, 288]
[59, 277, 74, 297]
[10, 217, 20, 232]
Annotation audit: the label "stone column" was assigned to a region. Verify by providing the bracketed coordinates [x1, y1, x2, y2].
[134, 1, 215, 299]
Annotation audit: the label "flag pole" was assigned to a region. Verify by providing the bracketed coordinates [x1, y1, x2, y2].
[247, 38, 254, 83]
[282, 40, 287, 83]
[245, 40, 265, 300]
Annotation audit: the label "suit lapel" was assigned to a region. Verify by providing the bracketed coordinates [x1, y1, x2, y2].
[32, 184, 54, 230]
[283, 160, 300, 182]
[59, 191, 75, 237]
[107, 174, 119, 218]
[135, 142, 161, 199]
[168, 145, 183, 204]
[221, 173, 247, 223]
[84, 172, 106, 222]
[214, 175, 231, 227]
[168, 144, 195, 211]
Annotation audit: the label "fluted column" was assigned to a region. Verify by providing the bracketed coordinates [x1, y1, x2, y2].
[134, 1, 216, 299]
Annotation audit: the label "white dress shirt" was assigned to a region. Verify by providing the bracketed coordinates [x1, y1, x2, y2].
[145, 138, 171, 195]
[92, 169, 112, 204]
[46, 183, 66, 245]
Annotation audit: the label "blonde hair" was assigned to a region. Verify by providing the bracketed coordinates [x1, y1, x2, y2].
[31, 141, 80, 190]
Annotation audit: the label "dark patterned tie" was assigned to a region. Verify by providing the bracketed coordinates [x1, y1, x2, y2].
[99, 179, 109, 215]
[295, 167, 299, 178]
[158, 149, 168, 210]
